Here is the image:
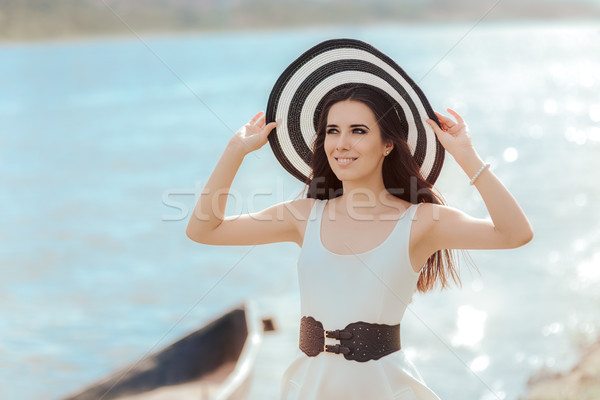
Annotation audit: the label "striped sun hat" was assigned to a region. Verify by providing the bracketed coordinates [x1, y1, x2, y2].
[266, 38, 445, 186]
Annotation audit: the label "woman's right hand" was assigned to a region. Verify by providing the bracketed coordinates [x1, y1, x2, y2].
[229, 111, 278, 155]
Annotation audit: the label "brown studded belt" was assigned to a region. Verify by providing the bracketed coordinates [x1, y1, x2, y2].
[299, 316, 401, 362]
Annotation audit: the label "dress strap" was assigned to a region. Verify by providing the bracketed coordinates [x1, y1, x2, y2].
[302, 199, 326, 249]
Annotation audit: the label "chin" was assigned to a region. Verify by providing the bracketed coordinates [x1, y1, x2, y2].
[332, 170, 355, 180]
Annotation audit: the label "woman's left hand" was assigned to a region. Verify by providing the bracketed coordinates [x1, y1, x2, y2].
[426, 108, 475, 159]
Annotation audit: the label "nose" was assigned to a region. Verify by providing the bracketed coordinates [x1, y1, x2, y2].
[335, 131, 352, 152]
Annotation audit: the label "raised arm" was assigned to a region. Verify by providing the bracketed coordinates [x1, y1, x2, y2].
[185, 112, 309, 246]
[420, 109, 534, 252]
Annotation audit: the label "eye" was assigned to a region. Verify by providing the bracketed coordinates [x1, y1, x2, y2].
[326, 128, 339, 134]
[353, 128, 367, 134]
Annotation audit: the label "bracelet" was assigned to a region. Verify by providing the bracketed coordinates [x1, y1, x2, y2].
[469, 162, 490, 185]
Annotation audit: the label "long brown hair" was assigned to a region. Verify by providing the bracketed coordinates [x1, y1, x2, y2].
[300, 85, 467, 293]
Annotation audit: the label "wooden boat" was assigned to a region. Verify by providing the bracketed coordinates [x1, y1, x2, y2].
[63, 301, 267, 400]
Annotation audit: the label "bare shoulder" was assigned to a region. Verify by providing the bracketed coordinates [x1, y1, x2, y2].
[412, 202, 456, 234]
[410, 203, 457, 251]
[285, 197, 317, 215]
[414, 202, 440, 220]
[409, 202, 446, 272]
[411, 202, 437, 238]
[285, 197, 318, 246]
[414, 202, 471, 226]
[413, 202, 515, 252]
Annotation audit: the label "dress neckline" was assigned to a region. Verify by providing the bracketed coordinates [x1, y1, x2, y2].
[318, 199, 414, 256]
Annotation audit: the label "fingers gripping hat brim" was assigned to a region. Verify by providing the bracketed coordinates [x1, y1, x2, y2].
[266, 38, 444, 185]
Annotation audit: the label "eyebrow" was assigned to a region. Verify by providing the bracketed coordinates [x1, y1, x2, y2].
[326, 124, 370, 129]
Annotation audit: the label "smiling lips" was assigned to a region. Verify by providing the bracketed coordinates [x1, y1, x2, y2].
[335, 157, 358, 166]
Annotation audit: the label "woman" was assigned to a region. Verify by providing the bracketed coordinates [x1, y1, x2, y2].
[186, 43, 534, 399]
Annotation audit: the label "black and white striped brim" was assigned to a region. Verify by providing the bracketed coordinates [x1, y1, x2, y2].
[266, 38, 444, 185]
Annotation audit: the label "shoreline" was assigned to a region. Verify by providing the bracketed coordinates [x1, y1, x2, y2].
[1, 17, 599, 46]
[2, 0, 600, 44]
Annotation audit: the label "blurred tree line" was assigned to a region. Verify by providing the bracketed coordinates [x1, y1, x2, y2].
[1, 0, 599, 41]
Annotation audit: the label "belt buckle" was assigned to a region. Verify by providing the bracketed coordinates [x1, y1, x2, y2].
[323, 330, 333, 352]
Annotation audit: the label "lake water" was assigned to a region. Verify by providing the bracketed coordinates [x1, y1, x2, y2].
[1, 20, 600, 400]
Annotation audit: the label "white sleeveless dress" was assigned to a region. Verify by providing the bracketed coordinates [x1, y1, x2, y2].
[280, 198, 441, 400]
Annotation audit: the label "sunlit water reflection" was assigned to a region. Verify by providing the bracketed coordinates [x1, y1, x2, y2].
[1, 20, 599, 400]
